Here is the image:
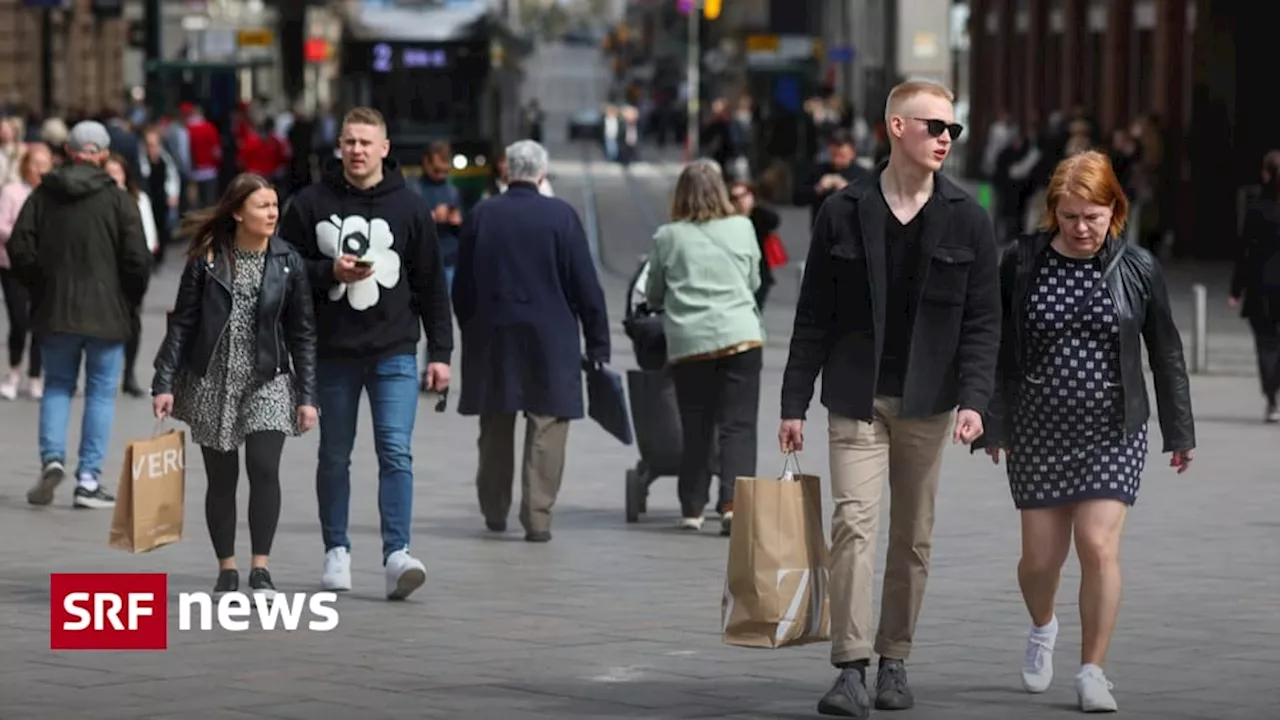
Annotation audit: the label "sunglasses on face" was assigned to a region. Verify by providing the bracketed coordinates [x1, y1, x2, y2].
[914, 118, 964, 141]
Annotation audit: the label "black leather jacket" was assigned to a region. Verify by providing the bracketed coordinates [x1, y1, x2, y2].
[151, 237, 318, 407]
[976, 233, 1195, 453]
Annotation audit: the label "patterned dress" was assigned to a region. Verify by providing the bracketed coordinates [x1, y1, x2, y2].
[172, 247, 298, 452]
[1007, 249, 1147, 509]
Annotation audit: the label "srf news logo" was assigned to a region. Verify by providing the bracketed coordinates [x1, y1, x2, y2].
[49, 573, 339, 650]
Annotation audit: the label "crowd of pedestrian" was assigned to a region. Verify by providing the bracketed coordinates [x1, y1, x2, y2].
[9, 69, 1280, 719]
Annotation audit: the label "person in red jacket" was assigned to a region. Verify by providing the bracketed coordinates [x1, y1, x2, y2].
[182, 102, 222, 208]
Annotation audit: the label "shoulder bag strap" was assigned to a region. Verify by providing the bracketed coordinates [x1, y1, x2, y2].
[1023, 245, 1127, 381]
[693, 224, 752, 288]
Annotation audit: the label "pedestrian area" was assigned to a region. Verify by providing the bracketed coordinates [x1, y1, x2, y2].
[0, 261, 1275, 719]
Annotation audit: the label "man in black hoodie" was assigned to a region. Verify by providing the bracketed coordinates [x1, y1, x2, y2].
[8, 120, 152, 511]
[278, 107, 453, 601]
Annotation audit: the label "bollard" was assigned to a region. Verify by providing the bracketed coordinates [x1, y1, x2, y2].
[1190, 283, 1208, 374]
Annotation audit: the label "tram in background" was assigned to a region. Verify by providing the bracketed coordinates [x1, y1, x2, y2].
[338, 0, 528, 208]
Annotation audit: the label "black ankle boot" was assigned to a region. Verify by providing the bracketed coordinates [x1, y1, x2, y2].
[213, 569, 239, 594]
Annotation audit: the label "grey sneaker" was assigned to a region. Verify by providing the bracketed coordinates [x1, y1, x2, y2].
[27, 460, 66, 506]
[817, 667, 871, 718]
[874, 659, 915, 710]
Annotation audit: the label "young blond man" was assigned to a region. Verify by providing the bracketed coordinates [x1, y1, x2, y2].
[779, 81, 1001, 717]
[279, 107, 453, 600]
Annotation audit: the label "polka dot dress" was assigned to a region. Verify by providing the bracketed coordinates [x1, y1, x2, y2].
[172, 247, 298, 453]
[1007, 248, 1147, 509]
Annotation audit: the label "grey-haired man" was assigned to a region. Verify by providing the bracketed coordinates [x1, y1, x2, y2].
[7, 121, 153, 509]
[452, 140, 610, 542]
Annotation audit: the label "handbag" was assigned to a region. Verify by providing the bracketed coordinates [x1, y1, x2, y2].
[623, 258, 668, 371]
[763, 231, 788, 269]
[1022, 245, 1126, 383]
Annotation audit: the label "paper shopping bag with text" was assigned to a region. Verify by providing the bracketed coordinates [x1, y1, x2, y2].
[109, 429, 187, 553]
[721, 466, 831, 648]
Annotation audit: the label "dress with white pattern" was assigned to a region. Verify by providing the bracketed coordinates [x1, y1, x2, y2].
[171, 247, 297, 452]
[1007, 248, 1147, 509]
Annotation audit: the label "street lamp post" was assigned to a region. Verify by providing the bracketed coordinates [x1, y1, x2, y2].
[685, 0, 699, 162]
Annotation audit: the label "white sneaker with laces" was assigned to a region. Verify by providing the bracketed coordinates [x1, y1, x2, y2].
[1021, 622, 1056, 693]
[321, 547, 352, 591]
[384, 549, 426, 600]
[1075, 664, 1118, 713]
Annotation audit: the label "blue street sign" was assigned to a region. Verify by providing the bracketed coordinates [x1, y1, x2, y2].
[828, 45, 855, 63]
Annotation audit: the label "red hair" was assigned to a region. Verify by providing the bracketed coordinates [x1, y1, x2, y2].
[1039, 150, 1130, 238]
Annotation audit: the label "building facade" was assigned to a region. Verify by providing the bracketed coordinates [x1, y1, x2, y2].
[0, 0, 127, 116]
[968, 0, 1280, 259]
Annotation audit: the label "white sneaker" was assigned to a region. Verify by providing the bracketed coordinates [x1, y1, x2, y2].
[1021, 621, 1057, 693]
[678, 516, 704, 531]
[1075, 664, 1118, 713]
[0, 369, 19, 400]
[26, 377, 42, 399]
[321, 547, 352, 591]
[384, 550, 426, 600]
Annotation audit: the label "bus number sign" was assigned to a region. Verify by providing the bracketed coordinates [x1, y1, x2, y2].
[372, 42, 448, 72]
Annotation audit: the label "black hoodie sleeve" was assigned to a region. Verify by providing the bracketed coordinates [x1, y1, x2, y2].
[279, 188, 336, 296]
[407, 204, 454, 365]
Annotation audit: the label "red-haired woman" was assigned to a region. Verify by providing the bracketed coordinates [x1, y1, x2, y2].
[976, 150, 1195, 712]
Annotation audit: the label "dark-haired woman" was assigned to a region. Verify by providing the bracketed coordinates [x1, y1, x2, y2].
[151, 172, 318, 595]
[727, 180, 777, 309]
[104, 153, 156, 397]
[1230, 150, 1280, 423]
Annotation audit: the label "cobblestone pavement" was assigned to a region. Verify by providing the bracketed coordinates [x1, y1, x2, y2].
[0, 42, 1276, 720]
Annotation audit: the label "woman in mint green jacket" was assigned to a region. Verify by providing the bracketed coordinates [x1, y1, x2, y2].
[646, 159, 764, 536]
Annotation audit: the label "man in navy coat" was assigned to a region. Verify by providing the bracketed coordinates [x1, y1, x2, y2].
[452, 139, 610, 542]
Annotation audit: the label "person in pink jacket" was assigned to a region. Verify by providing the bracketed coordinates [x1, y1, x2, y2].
[0, 142, 53, 399]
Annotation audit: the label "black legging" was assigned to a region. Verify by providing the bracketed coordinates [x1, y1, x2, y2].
[201, 431, 285, 560]
[1250, 314, 1280, 406]
[0, 268, 40, 376]
[124, 307, 141, 382]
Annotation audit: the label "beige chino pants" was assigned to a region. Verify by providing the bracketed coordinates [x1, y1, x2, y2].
[828, 397, 953, 665]
[476, 413, 570, 534]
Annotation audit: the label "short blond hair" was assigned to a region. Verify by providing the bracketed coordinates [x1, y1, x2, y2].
[342, 107, 386, 131]
[884, 80, 955, 124]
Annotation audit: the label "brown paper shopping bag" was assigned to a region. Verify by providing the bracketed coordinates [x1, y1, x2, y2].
[108, 428, 187, 553]
[721, 454, 831, 649]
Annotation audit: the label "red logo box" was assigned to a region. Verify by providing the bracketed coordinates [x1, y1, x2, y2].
[50, 573, 168, 650]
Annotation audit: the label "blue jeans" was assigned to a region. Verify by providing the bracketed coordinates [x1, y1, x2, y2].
[315, 353, 419, 562]
[40, 333, 125, 479]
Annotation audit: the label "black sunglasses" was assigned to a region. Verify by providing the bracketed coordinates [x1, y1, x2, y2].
[914, 118, 964, 141]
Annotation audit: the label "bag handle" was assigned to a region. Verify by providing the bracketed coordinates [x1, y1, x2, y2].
[780, 451, 803, 480]
[1024, 244, 1126, 381]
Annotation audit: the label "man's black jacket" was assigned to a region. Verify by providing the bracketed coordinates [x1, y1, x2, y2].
[780, 168, 1001, 422]
[7, 162, 152, 342]
[973, 233, 1195, 453]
